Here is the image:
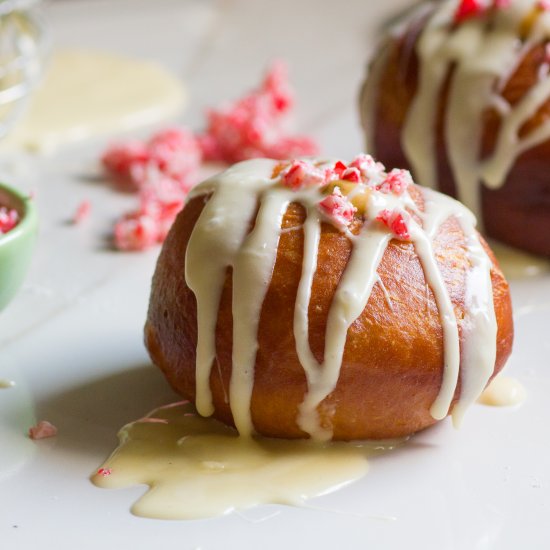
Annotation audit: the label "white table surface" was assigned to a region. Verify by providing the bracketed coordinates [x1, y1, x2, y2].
[1, 1, 549, 549]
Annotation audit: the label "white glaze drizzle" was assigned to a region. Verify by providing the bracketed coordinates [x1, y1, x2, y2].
[185, 158, 498, 439]
[382, 0, 550, 220]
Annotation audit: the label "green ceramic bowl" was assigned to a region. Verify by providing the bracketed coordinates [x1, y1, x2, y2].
[0, 183, 37, 311]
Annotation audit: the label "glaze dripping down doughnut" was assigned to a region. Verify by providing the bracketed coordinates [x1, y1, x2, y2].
[361, 0, 550, 256]
[145, 155, 513, 441]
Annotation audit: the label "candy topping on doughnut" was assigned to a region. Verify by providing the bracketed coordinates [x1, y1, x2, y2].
[318, 187, 357, 227]
[453, 0, 510, 24]
[281, 160, 326, 189]
[454, 0, 485, 23]
[376, 209, 411, 240]
[376, 169, 412, 195]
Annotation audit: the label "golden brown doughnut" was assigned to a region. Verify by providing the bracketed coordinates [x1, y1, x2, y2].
[145, 156, 513, 441]
[361, 0, 550, 257]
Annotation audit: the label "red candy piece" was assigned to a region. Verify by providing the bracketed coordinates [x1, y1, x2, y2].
[113, 212, 159, 252]
[97, 468, 112, 477]
[73, 200, 91, 224]
[454, 0, 485, 23]
[341, 167, 362, 183]
[349, 154, 385, 183]
[198, 61, 318, 163]
[537, 0, 550, 10]
[376, 169, 412, 195]
[376, 209, 411, 240]
[282, 160, 325, 190]
[318, 187, 356, 228]
[101, 141, 150, 191]
[103, 128, 201, 193]
[104, 128, 200, 251]
[28, 420, 57, 440]
[333, 161, 347, 177]
[0, 206, 18, 234]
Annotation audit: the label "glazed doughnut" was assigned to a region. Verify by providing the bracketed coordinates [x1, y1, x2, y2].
[360, 0, 550, 257]
[145, 155, 513, 441]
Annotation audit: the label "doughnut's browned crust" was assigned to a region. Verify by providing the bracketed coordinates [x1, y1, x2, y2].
[144, 189, 513, 441]
[363, 8, 550, 256]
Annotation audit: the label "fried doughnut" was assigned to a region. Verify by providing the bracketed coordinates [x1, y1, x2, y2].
[145, 156, 513, 441]
[360, 0, 550, 256]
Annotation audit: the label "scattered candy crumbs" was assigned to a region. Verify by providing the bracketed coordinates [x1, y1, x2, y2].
[197, 60, 318, 163]
[101, 141, 150, 192]
[318, 187, 357, 228]
[0, 206, 19, 234]
[28, 420, 58, 440]
[376, 209, 411, 241]
[73, 200, 91, 224]
[97, 468, 112, 477]
[101, 62, 317, 251]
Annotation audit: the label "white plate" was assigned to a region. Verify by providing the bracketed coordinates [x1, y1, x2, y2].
[1, 0, 549, 548]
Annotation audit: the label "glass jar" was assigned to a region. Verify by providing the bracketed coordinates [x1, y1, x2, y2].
[0, 0, 48, 139]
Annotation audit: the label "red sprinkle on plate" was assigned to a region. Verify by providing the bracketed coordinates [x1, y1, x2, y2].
[28, 420, 58, 440]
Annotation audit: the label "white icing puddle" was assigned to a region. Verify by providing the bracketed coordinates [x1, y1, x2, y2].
[92, 402, 399, 520]
[4, 49, 186, 153]
[478, 375, 526, 407]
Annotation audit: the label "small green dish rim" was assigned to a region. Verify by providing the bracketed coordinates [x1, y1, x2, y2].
[0, 182, 38, 311]
[0, 183, 36, 242]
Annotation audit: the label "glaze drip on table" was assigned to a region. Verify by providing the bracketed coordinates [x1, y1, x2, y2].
[185, 158, 498, 440]
[92, 401, 396, 520]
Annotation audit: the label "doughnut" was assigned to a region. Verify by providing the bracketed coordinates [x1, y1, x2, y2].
[144, 155, 513, 441]
[360, 0, 550, 256]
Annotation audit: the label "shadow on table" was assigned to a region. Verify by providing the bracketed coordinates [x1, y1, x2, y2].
[38, 364, 180, 456]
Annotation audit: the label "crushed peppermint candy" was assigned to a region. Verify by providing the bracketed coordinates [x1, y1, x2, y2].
[281, 160, 326, 190]
[102, 128, 201, 193]
[73, 200, 91, 224]
[376, 169, 413, 195]
[197, 61, 318, 163]
[376, 209, 411, 240]
[97, 468, 112, 477]
[341, 167, 362, 183]
[454, 0, 485, 23]
[318, 187, 357, 228]
[101, 62, 317, 251]
[28, 420, 58, 440]
[453, 0, 511, 23]
[275, 156, 415, 231]
[0, 206, 19, 234]
[103, 128, 201, 251]
[114, 212, 159, 252]
[102, 141, 150, 191]
[537, 0, 550, 10]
